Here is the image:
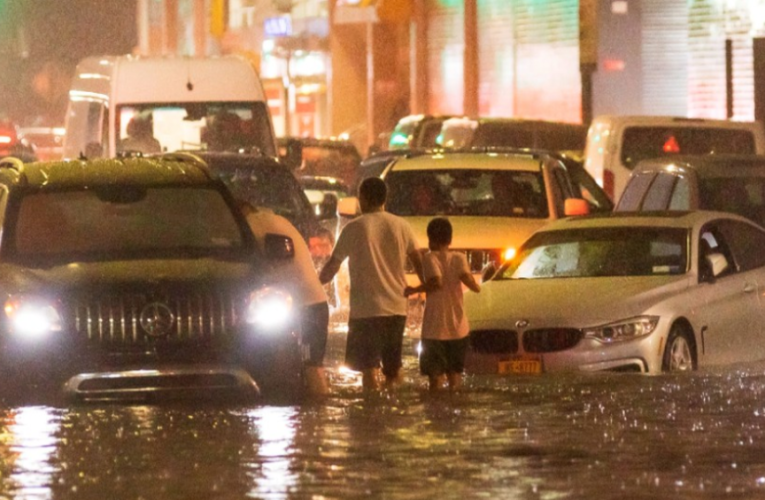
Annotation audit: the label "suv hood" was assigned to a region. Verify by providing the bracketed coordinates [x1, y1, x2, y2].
[0, 259, 258, 295]
[404, 216, 550, 251]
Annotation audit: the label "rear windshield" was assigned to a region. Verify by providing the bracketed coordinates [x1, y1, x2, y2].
[699, 176, 765, 227]
[620, 127, 756, 169]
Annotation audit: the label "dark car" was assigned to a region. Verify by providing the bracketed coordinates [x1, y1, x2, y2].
[388, 114, 452, 150]
[615, 154, 765, 227]
[278, 137, 362, 189]
[190, 151, 322, 243]
[0, 155, 306, 403]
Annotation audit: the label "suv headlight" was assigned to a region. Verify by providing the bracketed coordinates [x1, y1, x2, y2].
[245, 287, 294, 330]
[583, 316, 659, 343]
[4, 297, 63, 339]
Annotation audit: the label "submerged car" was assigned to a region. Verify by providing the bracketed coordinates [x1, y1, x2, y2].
[0, 155, 306, 403]
[465, 211, 765, 375]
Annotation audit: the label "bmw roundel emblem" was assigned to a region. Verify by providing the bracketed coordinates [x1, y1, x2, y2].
[140, 302, 175, 337]
[515, 319, 530, 329]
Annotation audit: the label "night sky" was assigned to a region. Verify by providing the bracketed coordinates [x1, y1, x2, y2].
[0, 0, 138, 126]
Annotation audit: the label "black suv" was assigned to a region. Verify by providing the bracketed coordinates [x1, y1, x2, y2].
[0, 155, 305, 403]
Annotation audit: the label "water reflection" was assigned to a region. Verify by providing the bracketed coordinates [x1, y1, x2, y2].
[244, 406, 298, 499]
[6, 406, 60, 499]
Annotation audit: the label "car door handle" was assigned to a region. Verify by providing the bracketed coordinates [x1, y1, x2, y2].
[744, 283, 757, 293]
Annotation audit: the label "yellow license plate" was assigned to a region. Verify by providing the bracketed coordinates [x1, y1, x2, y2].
[498, 358, 542, 375]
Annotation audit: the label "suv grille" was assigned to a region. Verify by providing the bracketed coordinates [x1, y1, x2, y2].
[69, 291, 240, 343]
[523, 328, 582, 353]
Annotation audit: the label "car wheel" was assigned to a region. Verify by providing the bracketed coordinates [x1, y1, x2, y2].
[662, 325, 696, 372]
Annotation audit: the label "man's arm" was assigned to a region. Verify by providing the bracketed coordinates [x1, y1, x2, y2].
[408, 249, 425, 284]
[319, 256, 343, 285]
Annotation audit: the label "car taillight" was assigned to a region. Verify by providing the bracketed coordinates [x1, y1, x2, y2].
[603, 169, 615, 201]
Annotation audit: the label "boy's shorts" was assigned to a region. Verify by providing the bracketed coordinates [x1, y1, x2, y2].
[419, 337, 470, 376]
[345, 315, 407, 378]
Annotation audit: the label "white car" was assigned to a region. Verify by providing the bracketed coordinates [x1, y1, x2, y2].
[465, 210, 765, 374]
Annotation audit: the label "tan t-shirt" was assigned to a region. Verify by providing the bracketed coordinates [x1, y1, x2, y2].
[331, 211, 419, 318]
[421, 250, 471, 340]
[245, 209, 327, 307]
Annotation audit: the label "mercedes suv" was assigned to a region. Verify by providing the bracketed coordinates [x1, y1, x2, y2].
[0, 155, 305, 403]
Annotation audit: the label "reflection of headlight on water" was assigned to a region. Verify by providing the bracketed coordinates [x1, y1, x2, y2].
[4, 298, 63, 339]
[246, 287, 294, 330]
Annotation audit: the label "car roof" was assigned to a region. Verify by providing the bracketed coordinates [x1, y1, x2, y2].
[387, 151, 545, 173]
[591, 115, 763, 128]
[188, 151, 285, 171]
[0, 156, 214, 188]
[540, 210, 755, 232]
[635, 154, 765, 177]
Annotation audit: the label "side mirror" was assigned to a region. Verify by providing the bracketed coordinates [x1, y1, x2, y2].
[337, 196, 360, 218]
[280, 140, 303, 170]
[564, 197, 590, 217]
[706, 252, 729, 279]
[264, 233, 295, 260]
[318, 193, 339, 220]
[481, 262, 498, 283]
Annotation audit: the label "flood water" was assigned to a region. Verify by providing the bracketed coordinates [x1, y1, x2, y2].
[2, 320, 765, 499]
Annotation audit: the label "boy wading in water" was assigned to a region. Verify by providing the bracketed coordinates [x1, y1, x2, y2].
[405, 217, 481, 392]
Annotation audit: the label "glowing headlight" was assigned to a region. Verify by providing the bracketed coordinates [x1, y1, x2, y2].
[245, 287, 294, 330]
[583, 316, 659, 343]
[503, 247, 516, 261]
[4, 298, 63, 339]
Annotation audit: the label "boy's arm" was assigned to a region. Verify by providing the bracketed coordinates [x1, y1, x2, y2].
[404, 276, 442, 296]
[459, 272, 481, 293]
[408, 248, 425, 284]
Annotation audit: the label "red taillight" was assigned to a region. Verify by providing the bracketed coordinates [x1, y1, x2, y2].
[603, 169, 615, 200]
[662, 135, 680, 153]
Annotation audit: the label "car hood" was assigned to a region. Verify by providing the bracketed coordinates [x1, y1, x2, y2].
[403, 216, 550, 251]
[466, 275, 692, 328]
[0, 258, 259, 295]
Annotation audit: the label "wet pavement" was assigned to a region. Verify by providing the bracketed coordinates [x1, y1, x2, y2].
[2, 319, 765, 499]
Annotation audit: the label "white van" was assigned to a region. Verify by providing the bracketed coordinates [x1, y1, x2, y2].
[583, 115, 765, 201]
[63, 55, 281, 160]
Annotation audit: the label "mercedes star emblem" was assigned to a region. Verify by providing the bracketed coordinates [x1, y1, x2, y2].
[515, 319, 530, 329]
[139, 302, 175, 337]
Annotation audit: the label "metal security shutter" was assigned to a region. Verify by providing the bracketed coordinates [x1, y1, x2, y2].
[476, 0, 580, 121]
[688, 0, 754, 120]
[427, 0, 464, 115]
[641, 0, 688, 116]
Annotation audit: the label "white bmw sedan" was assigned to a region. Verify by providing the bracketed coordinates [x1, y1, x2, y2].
[464, 211, 765, 374]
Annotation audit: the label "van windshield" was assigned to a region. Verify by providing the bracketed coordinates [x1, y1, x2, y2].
[117, 102, 276, 157]
[620, 126, 756, 168]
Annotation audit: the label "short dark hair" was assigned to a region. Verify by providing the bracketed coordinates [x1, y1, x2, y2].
[427, 217, 452, 246]
[359, 177, 387, 207]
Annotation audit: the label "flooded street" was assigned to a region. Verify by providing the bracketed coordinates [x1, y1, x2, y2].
[2, 321, 765, 499]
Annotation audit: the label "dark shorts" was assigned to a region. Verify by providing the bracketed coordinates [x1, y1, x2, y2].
[419, 337, 470, 376]
[346, 315, 407, 378]
[301, 301, 329, 367]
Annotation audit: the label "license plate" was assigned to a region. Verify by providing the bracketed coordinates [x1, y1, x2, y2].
[498, 357, 542, 375]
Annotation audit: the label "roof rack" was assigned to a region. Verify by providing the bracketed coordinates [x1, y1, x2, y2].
[157, 152, 214, 180]
[0, 157, 27, 185]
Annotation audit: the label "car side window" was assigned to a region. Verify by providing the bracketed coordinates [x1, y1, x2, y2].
[616, 172, 655, 211]
[668, 175, 690, 210]
[718, 219, 765, 272]
[641, 173, 677, 211]
[550, 165, 574, 216]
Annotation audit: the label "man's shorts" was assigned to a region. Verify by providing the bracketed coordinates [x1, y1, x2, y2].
[301, 301, 329, 367]
[419, 337, 470, 376]
[345, 315, 407, 378]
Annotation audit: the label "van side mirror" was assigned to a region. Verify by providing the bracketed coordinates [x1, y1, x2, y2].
[564, 198, 590, 217]
[280, 140, 302, 170]
[337, 196, 360, 218]
[264, 233, 295, 260]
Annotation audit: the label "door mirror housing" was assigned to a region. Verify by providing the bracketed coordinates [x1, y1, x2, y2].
[337, 196, 360, 218]
[564, 197, 590, 217]
[263, 233, 295, 260]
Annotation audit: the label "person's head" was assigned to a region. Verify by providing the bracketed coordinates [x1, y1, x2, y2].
[359, 177, 387, 212]
[309, 227, 335, 259]
[426, 217, 452, 250]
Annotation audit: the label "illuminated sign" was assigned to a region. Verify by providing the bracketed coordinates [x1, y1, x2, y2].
[264, 16, 292, 38]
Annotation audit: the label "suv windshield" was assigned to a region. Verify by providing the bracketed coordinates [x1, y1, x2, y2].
[11, 186, 247, 261]
[621, 127, 756, 168]
[497, 227, 688, 279]
[116, 102, 275, 156]
[386, 169, 548, 218]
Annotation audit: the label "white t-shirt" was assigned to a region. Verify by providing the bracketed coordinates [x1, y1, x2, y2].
[331, 211, 419, 318]
[245, 209, 327, 307]
[421, 250, 471, 340]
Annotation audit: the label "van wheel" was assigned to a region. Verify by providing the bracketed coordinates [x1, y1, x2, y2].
[661, 325, 696, 372]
